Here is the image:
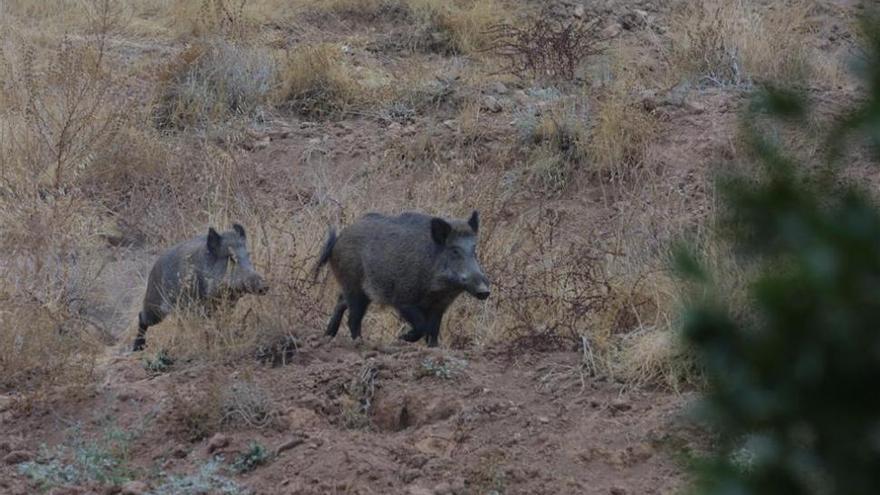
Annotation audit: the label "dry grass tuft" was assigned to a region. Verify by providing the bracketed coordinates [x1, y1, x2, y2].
[511, 90, 589, 193]
[667, 0, 816, 86]
[277, 43, 387, 117]
[153, 39, 275, 130]
[582, 41, 659, 179]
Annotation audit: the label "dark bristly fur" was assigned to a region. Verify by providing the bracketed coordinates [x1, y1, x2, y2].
[315, 210, 490, 347]
[132, 224, 269, 352]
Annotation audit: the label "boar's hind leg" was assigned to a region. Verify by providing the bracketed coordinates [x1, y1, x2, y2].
[345, 291, 370, 340]
[325, 293, 348, 337]
[133, 309, 162, 352]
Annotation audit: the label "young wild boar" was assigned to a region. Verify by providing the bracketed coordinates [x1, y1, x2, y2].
[132, 224, 269, 352]
[314, 210, 490, 347]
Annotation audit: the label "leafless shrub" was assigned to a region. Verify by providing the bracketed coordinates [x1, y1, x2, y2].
[222, 378, 281, 429]
[487, 210, 610, 347]
[341, 363, 378, 429]
[486, 17, 608, 81]
[153, 39, 274, 130]
[167, 378, 224, 442]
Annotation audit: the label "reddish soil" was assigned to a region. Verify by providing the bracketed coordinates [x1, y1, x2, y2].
[0, 337, 701, 495]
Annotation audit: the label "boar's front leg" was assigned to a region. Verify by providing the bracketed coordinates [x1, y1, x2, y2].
[398, 306, 444, 347]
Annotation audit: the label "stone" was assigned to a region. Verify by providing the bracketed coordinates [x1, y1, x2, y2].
[434, 481, 452, 495]
[120, 481, 149, 495]
[611, 397, 632, 412]
[171, 444, 188, 459]
[207, 433, 229, 454]
[573, 5, 586, 19]
[482, 96, 503, 113]
[276, 436, 305, 455]
[600, 23, 622, 39]
[490, 81, 509, 95]
[3, 450, 32, 465]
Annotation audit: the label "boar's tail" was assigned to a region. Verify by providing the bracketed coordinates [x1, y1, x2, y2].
[313, 227, 337, 281]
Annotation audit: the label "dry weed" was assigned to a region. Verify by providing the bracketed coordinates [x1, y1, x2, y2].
[277, 43, 386, 117]
[153, 39, 274, 130]
[667, 0, 815, 86]
[487, 16, 607, 81]
[588, 50, 658, 179]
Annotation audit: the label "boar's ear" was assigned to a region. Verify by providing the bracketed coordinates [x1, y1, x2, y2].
[207, 227, 222, 257]
[232, 223, 246, 239]
[430, 217, 452, 245]
[468, 210, 479, 233]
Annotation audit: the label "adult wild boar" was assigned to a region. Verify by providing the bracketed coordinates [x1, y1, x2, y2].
[314, 210, 490, 347]
[132, 224, 269, 352]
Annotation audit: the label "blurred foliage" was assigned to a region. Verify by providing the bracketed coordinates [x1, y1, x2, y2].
[680, 10, 880, 495]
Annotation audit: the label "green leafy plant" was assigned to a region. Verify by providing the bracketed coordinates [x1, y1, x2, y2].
[680, 11, 880, 495]
[417, 355, 468, 379]
[151, 459, 246, 495]
[144, 349, 175, 374]
[230, 442, 271, 474]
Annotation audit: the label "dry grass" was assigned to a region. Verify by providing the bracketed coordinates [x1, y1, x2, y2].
[667, 0, 816, 86]
[0, 0, 813, 398]
[588, 45, 658, 178]
[277, 43, 389, 117]
[154, 39, 275, 130]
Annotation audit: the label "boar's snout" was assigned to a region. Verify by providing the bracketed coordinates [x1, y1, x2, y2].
[246, 274, 269, 295]
[466, 275, 491, 300]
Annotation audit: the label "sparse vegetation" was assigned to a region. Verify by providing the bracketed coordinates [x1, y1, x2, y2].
[417, 355, 468, 379]
[144, 349, 175, 374]
[231, 442, 272, 474]
[154, 39, 275, 130]
[488, 15, 608, 81]
[0, 0, 869, 491]
[18, 424, 140, 490]
[667, 0, 815, 86]
[151, 459, 246, 495]
[683, 12, 880, 494]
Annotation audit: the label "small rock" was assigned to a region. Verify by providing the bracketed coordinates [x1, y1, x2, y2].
[600, 23, 622, 39]
[482, 96, 502, 113]
[253, 136, 271, 150]
[538, 416, 550, 424]
[276, 436, 305, 455]
[450, 477, 466, 493]
[120, 481, 149, 495]
[610, 487, 627, 495]
[401, 468, 421, 484]
[0, 395, 14, 412]
[434, 481, 452, 495]
[573, 5, 586, 18]
[610, 398, 632, 412]
[207, 433, 229, 454]
[3, 450, 32, 465]
[685, 100, 706, 114]
[490, 81, 509, 95]
[171, 444, 188, 459]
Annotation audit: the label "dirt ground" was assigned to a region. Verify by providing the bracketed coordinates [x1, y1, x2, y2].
[0, 0, 868, 493]
[0, 336, 702, 495]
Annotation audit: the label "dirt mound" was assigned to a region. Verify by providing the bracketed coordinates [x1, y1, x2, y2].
[0, 337, 700, 495]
